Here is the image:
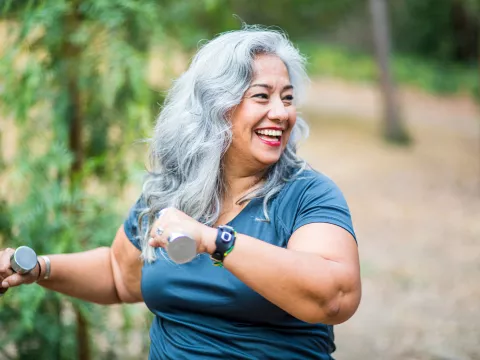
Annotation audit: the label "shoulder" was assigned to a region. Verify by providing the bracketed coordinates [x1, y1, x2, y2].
[273, 169, 356, 240]
[280, 169, 343, 201]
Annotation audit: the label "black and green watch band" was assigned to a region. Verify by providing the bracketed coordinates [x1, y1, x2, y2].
[211, 225, 236, 266]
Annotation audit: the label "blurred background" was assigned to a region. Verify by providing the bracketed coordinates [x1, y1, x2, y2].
[0, 0, 478, 359]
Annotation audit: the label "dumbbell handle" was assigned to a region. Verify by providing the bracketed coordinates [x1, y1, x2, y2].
[0, 246, 37, 297]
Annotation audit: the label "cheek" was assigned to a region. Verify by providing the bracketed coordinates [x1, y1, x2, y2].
[285, 111, 297, 141]
[231, 118, 258, 143]
[282, 130, 293, 147]
[230, 123, 252, 151]
[289, 108, 297, 127]
[229, 105, 258, 140]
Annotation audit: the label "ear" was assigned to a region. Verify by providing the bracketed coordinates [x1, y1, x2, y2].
[224, 107, 235, 122]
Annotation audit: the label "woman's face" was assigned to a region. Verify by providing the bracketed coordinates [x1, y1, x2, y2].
[225, 54, 296, 173]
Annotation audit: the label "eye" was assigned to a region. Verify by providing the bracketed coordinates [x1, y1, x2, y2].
[253, 93, 269, 99]
[283, 95, 294, 102]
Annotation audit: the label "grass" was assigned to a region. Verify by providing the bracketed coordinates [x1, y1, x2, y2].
[298, 42, 479, 99]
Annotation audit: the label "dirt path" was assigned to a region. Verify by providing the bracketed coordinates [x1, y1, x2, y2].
[301, 78, 480, 360]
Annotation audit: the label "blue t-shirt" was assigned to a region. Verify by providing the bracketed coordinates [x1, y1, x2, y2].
[124, 170, 356, 360]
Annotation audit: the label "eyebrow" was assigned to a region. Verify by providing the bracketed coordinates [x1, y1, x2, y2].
[249, 83, 294, 91]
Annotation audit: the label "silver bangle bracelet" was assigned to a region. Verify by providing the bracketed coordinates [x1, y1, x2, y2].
[40, 255, 51, 280]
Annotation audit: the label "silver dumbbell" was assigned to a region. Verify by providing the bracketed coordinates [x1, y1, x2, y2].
[10, 246, 38, 274]
[166, 233, 197, 264]
[0, 246, 37, 297]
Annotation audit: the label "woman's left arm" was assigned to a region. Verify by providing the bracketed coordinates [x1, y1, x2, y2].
[218, 223, 361, 325]
[149, 209, 361, 325]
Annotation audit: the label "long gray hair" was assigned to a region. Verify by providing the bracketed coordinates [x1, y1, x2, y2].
[140, 26, 310, 261]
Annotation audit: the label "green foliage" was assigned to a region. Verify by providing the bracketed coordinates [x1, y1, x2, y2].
[464, 0, 480, 15]
[151, 0, 239, 49]
[230, 0, 362, 40]
[0, 0, 171, 358]
[0, 142, 123, 358]
[0, 200, 12, 241]
[391, 0, 456, 61]
[301, 42, 478, 98]
[230, 0, 477, 68]
[391, 0, 478, 63]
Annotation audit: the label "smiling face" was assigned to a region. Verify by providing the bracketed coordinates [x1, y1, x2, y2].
[224, 54, 296, 174]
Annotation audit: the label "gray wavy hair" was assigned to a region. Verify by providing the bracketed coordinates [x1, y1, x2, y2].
[139, 26, 310, 261]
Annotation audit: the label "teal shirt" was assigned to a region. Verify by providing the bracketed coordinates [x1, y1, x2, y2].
[124, 170, 356, 359]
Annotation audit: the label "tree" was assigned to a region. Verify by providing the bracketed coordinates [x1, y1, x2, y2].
[0, 1, 164, 359]
[369, 0, 411, 144]
[460, 0, 480, 99]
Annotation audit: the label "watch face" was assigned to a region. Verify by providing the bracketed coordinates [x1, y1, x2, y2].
[220, 231, 233, 243]
[218, 225, 235, 243]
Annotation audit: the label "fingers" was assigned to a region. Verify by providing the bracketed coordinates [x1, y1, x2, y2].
[0, 248, 37, 291]
[0, 248, 15, 282]
[1, 273, 26, 288]
[0, 248, 14, 295]
[0, 267, 14, 283]
[149, 224, 168, 246]
[149, 208, 169, 248]
[148, 228, 168, 248]
[148, 207, 198, 249]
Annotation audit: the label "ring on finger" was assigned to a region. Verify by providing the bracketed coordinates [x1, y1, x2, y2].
[155, 227, 164, 236]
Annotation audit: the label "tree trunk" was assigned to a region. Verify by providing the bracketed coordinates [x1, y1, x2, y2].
[68, 74, 83, 180]
[65, 22, 83, 183]
[74, 305, 90, 360]
[451, 0, 479, 62]
[61, 4, 91, 360]
[369, 0, 411, 144]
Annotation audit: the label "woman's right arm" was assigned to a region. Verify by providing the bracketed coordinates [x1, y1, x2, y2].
[0, 225, 143, 305]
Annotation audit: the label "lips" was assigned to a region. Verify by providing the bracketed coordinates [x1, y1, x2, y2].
[254, 127, 283, 147]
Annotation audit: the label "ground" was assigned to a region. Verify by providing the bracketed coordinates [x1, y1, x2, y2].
[301, 79, 480, 360]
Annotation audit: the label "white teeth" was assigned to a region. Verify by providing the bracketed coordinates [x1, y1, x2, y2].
[256, 129, 283, 137]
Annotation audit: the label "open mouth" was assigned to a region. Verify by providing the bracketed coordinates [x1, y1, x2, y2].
[254, 129, 283, 147]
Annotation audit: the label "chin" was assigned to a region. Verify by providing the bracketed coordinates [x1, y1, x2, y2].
[255, 153, 282, 167]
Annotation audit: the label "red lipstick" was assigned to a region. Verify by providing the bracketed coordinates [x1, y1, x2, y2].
[254, 127, 283, 147]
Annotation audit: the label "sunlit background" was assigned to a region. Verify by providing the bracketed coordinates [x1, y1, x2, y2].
[0, 1, 479, 359]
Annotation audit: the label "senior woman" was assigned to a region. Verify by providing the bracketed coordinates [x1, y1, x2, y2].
[0, 27, 361, 359]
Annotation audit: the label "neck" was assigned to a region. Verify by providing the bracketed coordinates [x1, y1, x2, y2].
[223, 163, 267, 203]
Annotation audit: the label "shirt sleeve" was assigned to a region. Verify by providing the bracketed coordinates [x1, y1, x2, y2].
[291, 174, 356, 241]
[123, 196, 148, 250]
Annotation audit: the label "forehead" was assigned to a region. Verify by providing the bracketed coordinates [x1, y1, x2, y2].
[252, 54, 290, 82]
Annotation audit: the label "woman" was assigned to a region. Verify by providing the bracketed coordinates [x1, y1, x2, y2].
[0, 27, 361, 359]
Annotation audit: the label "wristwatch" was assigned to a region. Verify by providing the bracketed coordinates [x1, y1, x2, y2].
[211, 225, 236, 264]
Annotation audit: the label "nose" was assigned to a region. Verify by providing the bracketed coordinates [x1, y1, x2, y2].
[267, 99, 289, 122]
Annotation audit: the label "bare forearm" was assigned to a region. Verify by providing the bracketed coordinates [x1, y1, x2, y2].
[223, 234, 359, 324]
[37, 247, 121, 305]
